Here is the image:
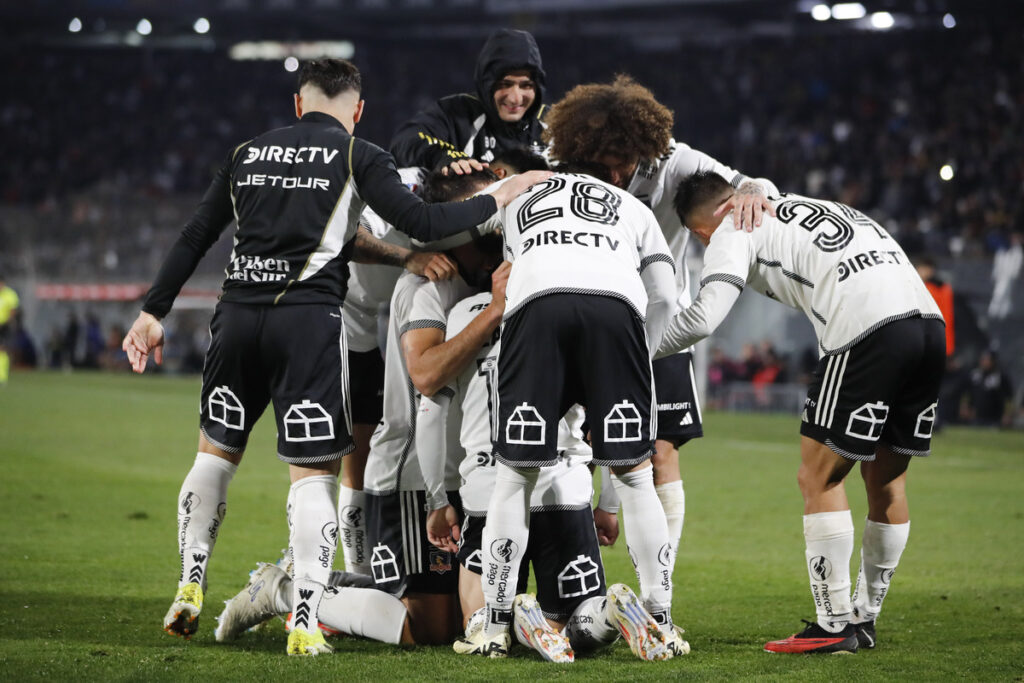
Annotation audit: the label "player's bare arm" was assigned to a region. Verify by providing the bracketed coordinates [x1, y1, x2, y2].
[444, 158, 489, 176]
[351, 226, 457, 281]
[488, 170, 553, 207]
[714, 180, 775, 233]
[402, 262, 508, 397]
[122, 311, 165, 374]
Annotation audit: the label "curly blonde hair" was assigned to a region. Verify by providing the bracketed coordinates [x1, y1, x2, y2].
[543, 74, 673, 163]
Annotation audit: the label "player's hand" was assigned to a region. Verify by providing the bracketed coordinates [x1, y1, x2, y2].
[405, 251, 457, 281]
[714, 181, 775, 232]
[594, 507, 620, 546]
[488, 261, 512, 310]
[443, 158, 488, 176]
[490, 170, 554, 207]
[122, 311, 164, 374]
[426, 505, 461, 553]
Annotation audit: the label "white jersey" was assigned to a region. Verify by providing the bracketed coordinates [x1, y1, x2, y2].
[626, 139, 777, 309]
[445, 292, 594, 515]
[495, 172, 674, 322]
[343, 167, 423, 352]
[695, 193, 943, 355]
[364, 270, 475, 494]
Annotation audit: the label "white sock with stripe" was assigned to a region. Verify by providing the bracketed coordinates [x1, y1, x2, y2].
[480, 463, 537, 638]
[338, 485, 370, 575]
[852, 519, 910, 623]
[804, 510, 854, 632]
[288, 474, 338, 632]
[176, 452, 237, 591]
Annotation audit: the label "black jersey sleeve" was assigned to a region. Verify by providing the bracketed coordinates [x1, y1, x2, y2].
[141, 154, 237, 318]
[352, 138, 497, 243]
[388, 97, 470, 170]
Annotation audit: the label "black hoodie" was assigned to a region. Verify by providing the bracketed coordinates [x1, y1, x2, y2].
[389, 29, 547, 170]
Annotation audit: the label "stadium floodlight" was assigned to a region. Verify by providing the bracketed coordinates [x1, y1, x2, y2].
[943, 13, 956, 29]
[230, 40, 354, 61]
[811, 4, 831, 21]
[69, 17, 83, 33]
[136, 18, 152, 35]
[870, 11, 894, 29]
[193, 17, 211, 34]
[831, 3, 866, 20]
[940, 164, 954, 181]
[284, 56, 300, 72]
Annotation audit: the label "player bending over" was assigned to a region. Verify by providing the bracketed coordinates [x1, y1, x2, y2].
[658, 171, 944, 654]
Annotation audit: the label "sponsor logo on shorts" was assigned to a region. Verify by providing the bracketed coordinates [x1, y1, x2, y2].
[505, 403, 546, 445]
[604, 400, 642, 442]
[208, 386, 245, 431]
[678, 412, 693, 426]
[846, 401, 889, 441]
[557, 554, 602, 598]
[657, 402, 691, 411]
[429, 548, 452, 575]
[283, 400, 334, 442]
[914, 402, 938, 439]
[371, 543, 400, 584]
[809, 555, 832, 581]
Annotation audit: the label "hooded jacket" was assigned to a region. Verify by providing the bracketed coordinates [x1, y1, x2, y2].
[389, 29, 547, 170]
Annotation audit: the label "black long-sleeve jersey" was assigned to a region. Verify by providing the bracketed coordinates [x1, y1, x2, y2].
[142, 111, 498, 318]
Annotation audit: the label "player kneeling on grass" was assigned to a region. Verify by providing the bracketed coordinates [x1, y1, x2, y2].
[658, 171, 945, 654]
[417, 291, 679, 662]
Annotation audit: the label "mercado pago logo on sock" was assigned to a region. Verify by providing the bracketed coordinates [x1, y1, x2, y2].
[490, 538, 519, 563]
[809, 555, 832, 581]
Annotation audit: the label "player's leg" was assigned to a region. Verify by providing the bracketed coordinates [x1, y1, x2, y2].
[338, 347, 385, 576]
[165, 302, 267, 638]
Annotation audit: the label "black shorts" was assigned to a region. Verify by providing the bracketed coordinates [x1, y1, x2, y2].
[495, 294, 655, 468]
[459, 508, 606, 622]
[652, 352, 704, 445]
[801, 316, 945, 461]
[365, 489, 462, 597]
[199, 302, 353, 464]
[348, 348, 385, 425]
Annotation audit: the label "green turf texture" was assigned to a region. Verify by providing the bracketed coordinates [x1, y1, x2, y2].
[1, 371, 1022, 681]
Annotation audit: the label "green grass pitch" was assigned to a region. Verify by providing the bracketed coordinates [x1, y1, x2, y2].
[1, 371, 1022, 680]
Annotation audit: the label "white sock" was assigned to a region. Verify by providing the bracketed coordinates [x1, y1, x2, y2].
[612, 468, 673, 626]
[288, 474, 339, 632]
[480, 463, 537, 638]
[564, 596, 619, 651]
[803, 510, 855, 632]
[318, 586, 408, 644]
[176, 452, 237, 590]
[853, 519, 910, 623]
[656, 480, 685, 557]
[338, 486, 370, 575]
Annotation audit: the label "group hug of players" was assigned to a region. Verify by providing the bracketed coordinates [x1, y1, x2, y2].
[123, 28, 945, 660]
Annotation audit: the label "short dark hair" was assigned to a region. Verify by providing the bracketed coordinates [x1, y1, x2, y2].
[421, 168, 499, 204]
[491, 147, 550, 174]
[673, 171, 733, 225]
[297, 58, 361, 98]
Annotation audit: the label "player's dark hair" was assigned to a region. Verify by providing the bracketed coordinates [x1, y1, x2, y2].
[554, 160, 614, 184]
[674, 171, 733, 225]
[491, 147, 550, 174]
[297, 58, 361, 97]
[543, 74, 672, 163]
[421, 168, 499, 204]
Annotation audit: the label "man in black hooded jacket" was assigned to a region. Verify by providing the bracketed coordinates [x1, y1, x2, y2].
[390, 28, 547, 170]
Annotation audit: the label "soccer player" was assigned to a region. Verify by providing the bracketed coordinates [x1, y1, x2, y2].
[658, 171, 945, 654]
[390, 28, 547, 169]
[121, 58, 546, 656]
[456, 165, 680, 659]
[418, 290, 674, 662]
[0, 274, 18, 385]
[542, 75, 778, 603]
[360, 169, 514, 645]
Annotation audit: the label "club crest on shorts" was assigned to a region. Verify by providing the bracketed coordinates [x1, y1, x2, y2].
[505, 403, 546, 445]
[208, 386, 244, 430]
[846, 401, 889, 441]
[557, 554, 601, 598]
[604, 400, 642, 442]
[284, 400, 334, 442]
[429, 548, 452, 574]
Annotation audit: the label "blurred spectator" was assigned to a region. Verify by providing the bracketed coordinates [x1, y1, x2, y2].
[81, 313, 105, 369]
[11, 310, 38, 369]
[916, 256, 955, 356]
[963, 351, 1014, 427]
[61, 313, 80, 369]
[989, 232, 1022, 320]
[0, 274, 19, 384]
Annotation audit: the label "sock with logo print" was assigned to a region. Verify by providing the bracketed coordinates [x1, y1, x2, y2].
[176, 452, 237, 591]
[852, 519, 910, 623]
[287, 474, 338, 633]
[338, 485, 370, 575]
[803, 510, 854, 632]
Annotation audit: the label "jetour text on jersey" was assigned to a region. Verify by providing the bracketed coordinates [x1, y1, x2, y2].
[520, 229, 620, 253]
